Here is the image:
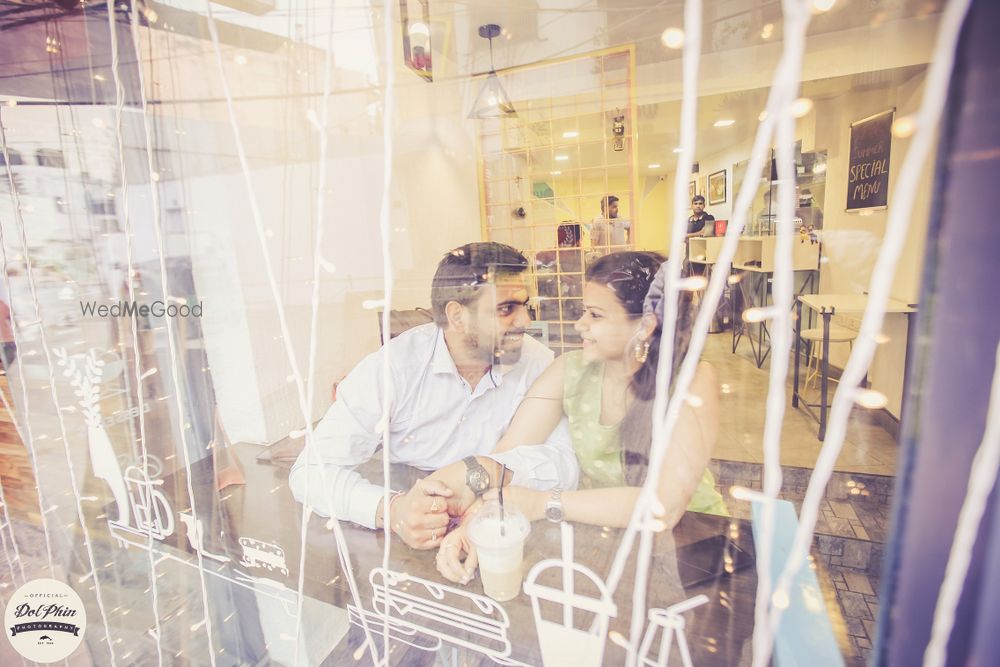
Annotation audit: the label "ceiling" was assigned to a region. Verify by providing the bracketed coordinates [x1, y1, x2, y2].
[0, 0, 939, 179]
[630, 63, 927, 174]
[0, 0, 945, 83]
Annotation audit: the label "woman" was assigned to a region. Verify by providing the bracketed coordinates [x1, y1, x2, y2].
[434, 251, 726, 584]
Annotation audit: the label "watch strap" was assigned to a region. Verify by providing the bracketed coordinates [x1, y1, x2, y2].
[545, 488, 564, 523]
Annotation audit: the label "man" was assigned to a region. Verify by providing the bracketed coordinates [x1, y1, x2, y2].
[589, 194, 631, 248]
[289, 242, 577, 549]
[686, 195, 716, 238]
[0, 293, 15, 372]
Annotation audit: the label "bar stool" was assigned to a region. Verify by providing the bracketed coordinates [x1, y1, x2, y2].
[800, 326, 857, 389]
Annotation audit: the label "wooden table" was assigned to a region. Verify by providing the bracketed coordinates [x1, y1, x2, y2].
[114, 444, 761, 666]
[793, 294, 917, 440]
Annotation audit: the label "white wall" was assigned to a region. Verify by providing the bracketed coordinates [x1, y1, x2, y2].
[178, 77, 483, 444]
[691, 138, 754, 225]
[816, 69, 933, 417]
[657, 69, 932, 418]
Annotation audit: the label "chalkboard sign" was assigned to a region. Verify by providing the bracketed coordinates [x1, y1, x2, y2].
[847, 110, 893, 210]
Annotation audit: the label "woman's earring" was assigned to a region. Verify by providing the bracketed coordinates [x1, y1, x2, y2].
[634, 339, 650, 363]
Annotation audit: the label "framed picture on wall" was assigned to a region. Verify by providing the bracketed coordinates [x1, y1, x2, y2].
[689, 180, 697, 201]
[709, 169, 727, 205]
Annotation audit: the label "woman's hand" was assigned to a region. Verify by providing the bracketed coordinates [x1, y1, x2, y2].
[435, 523, 478, 584]
[483, 485, 545, 522]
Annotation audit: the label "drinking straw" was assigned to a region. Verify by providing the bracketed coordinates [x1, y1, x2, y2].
[499, 463, 508, 537]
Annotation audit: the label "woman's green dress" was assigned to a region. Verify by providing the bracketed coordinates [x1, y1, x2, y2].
[562, 350, 728, 516]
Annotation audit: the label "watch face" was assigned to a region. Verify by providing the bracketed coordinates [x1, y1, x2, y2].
[545, 506, 562, 522]
[469, 469, 488, 492]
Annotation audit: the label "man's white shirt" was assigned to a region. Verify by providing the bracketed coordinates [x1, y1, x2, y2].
[588, 215, 631, 246]
[289, 323, 579, 528]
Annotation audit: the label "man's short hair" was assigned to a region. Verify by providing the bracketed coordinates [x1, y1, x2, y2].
[430, 242, 529, 326]
[692, 195, 706, 204]
[601, 194, 619, 212]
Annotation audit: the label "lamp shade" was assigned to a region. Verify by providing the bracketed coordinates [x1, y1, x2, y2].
[468, 70, 517, 119]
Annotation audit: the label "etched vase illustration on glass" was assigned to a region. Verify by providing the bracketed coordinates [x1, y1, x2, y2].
[56, 348, 174, 543]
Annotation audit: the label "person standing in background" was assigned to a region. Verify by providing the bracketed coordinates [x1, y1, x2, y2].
[0, 292, 16, 373]
[686, 195, 716, 238]
[589, 195, 631, 249]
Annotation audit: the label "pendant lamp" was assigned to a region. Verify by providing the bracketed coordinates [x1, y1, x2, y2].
[468, 24, 517, 119]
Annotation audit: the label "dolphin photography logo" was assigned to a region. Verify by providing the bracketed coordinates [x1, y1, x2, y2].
[79, 299, 203, 318]
[4, 578, 87, 662]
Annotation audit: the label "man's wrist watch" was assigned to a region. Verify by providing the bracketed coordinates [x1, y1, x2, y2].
[544, 488, 564, 523]
[463, 456, 491, 496]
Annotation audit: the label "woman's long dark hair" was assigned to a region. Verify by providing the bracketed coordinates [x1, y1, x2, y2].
[584, 252, 697, 485]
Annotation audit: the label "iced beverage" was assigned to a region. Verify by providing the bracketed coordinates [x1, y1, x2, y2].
[468, 501, 531, 602]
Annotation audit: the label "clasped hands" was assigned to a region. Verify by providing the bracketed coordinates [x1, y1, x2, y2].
[380, 476, 544, 586]
[378, 478, 475, 549]
[436, 485, 544, 585]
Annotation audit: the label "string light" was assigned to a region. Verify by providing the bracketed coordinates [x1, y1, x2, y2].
[892, 115, 917, 138]
[685, 393, 704, 408]
[855, 388, 888, 409]
[764, 4, 974, 665]
[661, 27, 684, 49]
[790, 97, 814, 118]
[742, 306, 777, 323]
[0, 3, 974, 667]
[677, 275, 708, 291]
[2, 105, 118, 662]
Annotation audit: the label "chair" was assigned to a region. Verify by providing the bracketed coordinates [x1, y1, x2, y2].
[376, 307, 434, 344]
[799, 326, 857, 389]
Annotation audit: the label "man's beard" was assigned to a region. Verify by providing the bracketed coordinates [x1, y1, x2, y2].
[494, 330, 526, 365]
[464, 329, 526, 366]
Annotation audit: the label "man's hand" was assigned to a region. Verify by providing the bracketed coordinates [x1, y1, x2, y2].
[382, 478, 453, 550]
[422, 457, 499, 519]
[449, 483, 477, 517]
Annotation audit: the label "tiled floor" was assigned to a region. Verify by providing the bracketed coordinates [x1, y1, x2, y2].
[703, 331, 899, 476]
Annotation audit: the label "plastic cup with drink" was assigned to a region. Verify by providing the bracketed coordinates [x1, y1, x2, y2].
[468, 499, 531, 602]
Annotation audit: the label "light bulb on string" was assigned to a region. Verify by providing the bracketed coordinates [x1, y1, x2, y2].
[892, 116, 917, 138]
[855, 388, 888, 409]
[790, 97, 814, 118]
[661, 27, 684, 49]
